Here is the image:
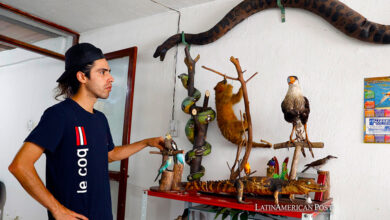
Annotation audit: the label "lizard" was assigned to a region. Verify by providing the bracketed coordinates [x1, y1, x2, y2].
[185, 176, 327, 204]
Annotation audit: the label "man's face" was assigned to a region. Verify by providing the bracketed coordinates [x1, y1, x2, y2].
[84, 58, 114, 99]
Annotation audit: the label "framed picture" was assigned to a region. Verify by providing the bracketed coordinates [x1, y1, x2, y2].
[364, 77, 390, 143]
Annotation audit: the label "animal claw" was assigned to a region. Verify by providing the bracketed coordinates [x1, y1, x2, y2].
[306, 139, 315, 158]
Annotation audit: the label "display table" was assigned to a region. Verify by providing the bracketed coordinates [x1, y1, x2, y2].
[142, 189, 332, 220]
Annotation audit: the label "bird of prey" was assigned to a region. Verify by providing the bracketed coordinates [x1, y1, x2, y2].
[281, 76, 314, 158]
[154, 157, 173, 182]
[301, 155, 337, 173]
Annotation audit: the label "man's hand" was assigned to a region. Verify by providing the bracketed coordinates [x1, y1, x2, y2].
[51, 204, 88, 220]
[145, 136, 165, 151]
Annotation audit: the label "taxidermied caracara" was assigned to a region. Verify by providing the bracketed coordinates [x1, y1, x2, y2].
[281, 76, 314, 157]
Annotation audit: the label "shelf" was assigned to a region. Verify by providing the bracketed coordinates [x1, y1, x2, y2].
[145, 189, 332, 219]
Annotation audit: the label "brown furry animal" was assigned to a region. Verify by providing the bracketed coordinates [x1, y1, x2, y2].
[214, 79, 270, 148]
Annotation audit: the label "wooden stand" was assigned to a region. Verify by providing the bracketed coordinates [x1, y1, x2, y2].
[315, 170, 330, 201]
[274, 141, 324, 180]
[172, 164, 184, 191]
[159, 171, 174, 191]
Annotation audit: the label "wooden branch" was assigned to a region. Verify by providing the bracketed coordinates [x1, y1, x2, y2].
[245, 72, 258, 83]
[172, 164, 184, 191]
[184, 46, 198, 96]
[149, 150, 184, 155]
[203, 90, 210, 110]
[159, 171, 173, 191]
[201, 66, 238, 81]
[229, 56, 257, 180]
[274, 142, 324, 149]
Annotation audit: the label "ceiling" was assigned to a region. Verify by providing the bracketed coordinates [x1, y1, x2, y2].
[0, 0, 217, 33]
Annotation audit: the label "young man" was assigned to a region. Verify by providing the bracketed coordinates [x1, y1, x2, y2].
[9, 43, 164, 220]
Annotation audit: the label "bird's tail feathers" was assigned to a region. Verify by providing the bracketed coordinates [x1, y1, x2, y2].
[301, 166, 309, 173]
[154, 172, 161, 182]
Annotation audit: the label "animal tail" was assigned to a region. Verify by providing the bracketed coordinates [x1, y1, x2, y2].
[301, 166, 310, 173]
[185, 180, 236, 193]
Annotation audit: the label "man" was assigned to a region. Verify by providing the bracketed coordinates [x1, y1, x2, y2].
[8, 43, 164, 220]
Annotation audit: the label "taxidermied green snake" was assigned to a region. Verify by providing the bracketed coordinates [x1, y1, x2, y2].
[179, 73, 216, 181]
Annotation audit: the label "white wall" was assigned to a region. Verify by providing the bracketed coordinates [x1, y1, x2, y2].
[2, 0, 390, 219]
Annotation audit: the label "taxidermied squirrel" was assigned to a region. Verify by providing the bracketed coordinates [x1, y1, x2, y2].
[214, 79, 270, 148]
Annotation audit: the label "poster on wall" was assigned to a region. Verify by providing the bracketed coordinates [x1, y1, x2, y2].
[364, 77, 390, 143]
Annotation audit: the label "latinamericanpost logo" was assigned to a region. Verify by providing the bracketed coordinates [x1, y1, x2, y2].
[255, 203, 331, 212]
[75, 126, 88, 194]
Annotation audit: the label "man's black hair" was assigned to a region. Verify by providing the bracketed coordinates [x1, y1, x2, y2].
[55, 62, 94, 100]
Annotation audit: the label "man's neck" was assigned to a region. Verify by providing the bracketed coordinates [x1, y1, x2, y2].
[71, 92, 97, 113]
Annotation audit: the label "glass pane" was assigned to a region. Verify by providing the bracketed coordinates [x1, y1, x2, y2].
[95, 56, 129, 171]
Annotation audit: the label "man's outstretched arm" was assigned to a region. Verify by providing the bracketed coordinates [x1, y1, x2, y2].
[108, 136, 164, 162]
[9, 142, 88, 220]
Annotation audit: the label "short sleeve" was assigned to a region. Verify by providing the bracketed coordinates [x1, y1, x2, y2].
[101, 114, 115, 152]
[25, 106, 65, 153]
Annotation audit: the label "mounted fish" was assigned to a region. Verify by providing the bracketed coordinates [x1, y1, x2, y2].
[179, 47, 216, 181]
[154, 0, 390, 61]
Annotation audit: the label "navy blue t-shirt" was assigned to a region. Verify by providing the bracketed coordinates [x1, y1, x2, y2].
[25, 98, 115, 220]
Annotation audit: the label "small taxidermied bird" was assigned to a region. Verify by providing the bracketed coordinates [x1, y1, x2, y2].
[176, 153, 185, 165]
[244, 162, 251, 175]
[165, 133, 177, 151]
[281, 76, 314, 158]
[154, 157, 173, 182]
[301, 155, 337, 173]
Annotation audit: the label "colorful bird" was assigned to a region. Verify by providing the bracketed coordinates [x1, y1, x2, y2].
[176, 153, 185, 165]
[165, 133, 177, 151]
[281, 76, 314, 158]
[244, 162, 251, 175]
[280, 157, 289, 180]
[302, 155, 337, 173]
[154, 157, 173, 182]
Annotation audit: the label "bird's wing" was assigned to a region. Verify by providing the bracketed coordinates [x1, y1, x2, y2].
[379, 95, 390, 105]
[172, 139, 178, 151]
[281, 100, 288, 114]
[300, 97, 310, 125]
[305, 158, 325, 167]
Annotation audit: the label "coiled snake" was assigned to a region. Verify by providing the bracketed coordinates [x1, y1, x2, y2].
[179, 73, 216, 181]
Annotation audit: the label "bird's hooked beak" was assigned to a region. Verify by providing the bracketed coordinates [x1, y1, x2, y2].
[288, 76, 296, 85]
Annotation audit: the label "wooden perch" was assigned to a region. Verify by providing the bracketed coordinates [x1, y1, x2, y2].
[203, 56, 264, 180]
[149, 150, 184, 155]
[274, 141, 324, 181]
[274, 142, 324, 149]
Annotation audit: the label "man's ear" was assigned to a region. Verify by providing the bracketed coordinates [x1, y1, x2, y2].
[76, 71, 88, 83]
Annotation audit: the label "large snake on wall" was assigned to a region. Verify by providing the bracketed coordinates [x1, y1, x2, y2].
[154, 0, 390, 61]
